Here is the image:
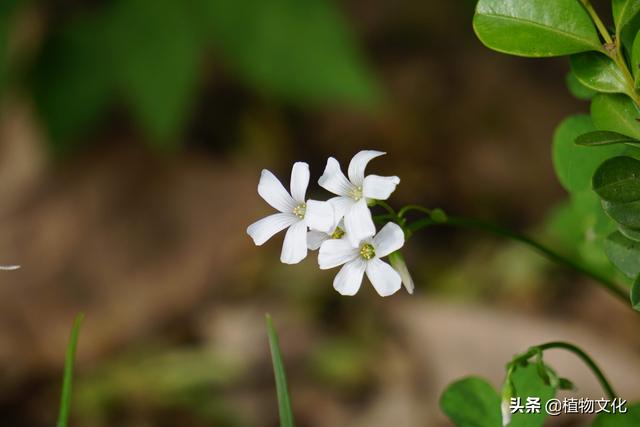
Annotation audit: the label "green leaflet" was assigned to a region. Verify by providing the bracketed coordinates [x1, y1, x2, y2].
[592, 156, 640, 203]
[592, 402, 640, 426]
[612, 0, 640, 35]
[591, 94, 640, 140]
[566, 71, 597, 100]
[604, 231, 640, 279]
[473, 0, 602, 57]
[570, 52, 627, 94]
[575, 131, 640, 147]
[553, 115, 626, 193]
[632, 31, 640, 87]
[440, 377, 502, 427]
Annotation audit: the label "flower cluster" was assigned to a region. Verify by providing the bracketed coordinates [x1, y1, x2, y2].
[247, 150, 412, 297]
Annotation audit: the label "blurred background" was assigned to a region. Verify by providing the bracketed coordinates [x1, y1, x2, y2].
[0, 0, 639, 426]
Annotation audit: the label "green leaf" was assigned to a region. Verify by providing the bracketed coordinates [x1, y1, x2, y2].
[31, 18, 113, 151]
[265, 314, 295, 427]
[566, 71, 597, 100]
[592, 402, 640, 426]
[612, 0, 640, 35]
[576, 130, 640, 147]
[570, 52, 628, 94]
[592, 156, 640, 203]
[553, 115, 626, 192]
[197, 0, 379, 106]
[591, 94, 640, 140]
[440, 377, 502, 427]
[619, 224, 640, 241]
[602, 199, 640, 229]
[604, 231, 640, 278]
[107, 0, 203, 146]
[509, 364, 556, 427]
[631, 276, 640, 310]
[632, 31, 640, 86]
[57, 314, 84, 427]
[473, 0, 602, 57]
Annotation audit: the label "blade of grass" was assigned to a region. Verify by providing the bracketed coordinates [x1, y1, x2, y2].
[56, 313, 84, 427]
[265, 314, 295, 427]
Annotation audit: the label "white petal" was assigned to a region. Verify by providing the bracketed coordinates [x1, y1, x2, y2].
[363, 175, 400, 200]
[328, 196, 353, 224]
[258, 169, 296, 213]
[318, 238, 358, 270]
[290, 162, 310, 203]
[366, 258, 401, 297]
[318, 157, 353, 197]
[344, 199, 375, 246]
[0, 265, 20, 270]
[281, 220, 308, 264]
[347, 150, 385, 186]
[247, 213, 297, 245]
[307, 230, 328, 250]
[305, 199, 334, 233]
[373, 222, 405, 258]
[333, 259, 366, 296]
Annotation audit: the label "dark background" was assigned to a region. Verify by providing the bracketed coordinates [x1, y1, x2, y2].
[0, 1, 638, 426]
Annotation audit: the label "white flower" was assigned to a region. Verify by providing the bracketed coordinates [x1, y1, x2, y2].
[247, 162, 334, 264]
[318, 222, 405, 296]
[307, 201, 347, 250]
[0, 265, 20, 271]
[318, 150, 400, 245]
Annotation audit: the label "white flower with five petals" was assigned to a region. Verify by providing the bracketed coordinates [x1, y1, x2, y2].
[318, 222, 405, 297]
[247, 162, 334, 264]
[318, 150, 400, 245]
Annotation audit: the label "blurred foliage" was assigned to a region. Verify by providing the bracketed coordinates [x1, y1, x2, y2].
[13, 0, 380, 151]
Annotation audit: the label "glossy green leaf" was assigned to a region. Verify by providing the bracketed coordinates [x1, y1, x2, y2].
[107, 0, 202, 146]
[591, 94, 640, 140]
[553, 115, 625, 192]
[604, 231, 640, 278]
[197, 0, 379, 106]
[632, 31, 640, 86]
[592, 156, 640, 203]
[612, 0, 640, 35]
[619, 224, 640, 241]
[509, 364, 556, 427]
[57, 314, 84, 427]
[566, 71, 597, 100]
[266, 314, 295, 427]
[440, 377, 501, 427]
[602, 199, 640, 229]
[473, 0, 602, 57]
[592, 402, 640, 426]
[570, 52, 627, 94]
[576, 130, 640, 147]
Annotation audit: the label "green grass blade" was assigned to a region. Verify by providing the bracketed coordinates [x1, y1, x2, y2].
[265, 314, 295, 427]
[56, 313, 84, 427]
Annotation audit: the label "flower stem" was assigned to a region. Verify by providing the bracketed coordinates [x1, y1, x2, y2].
[406, 214, 628, 303]
[512, 341, 617, 400]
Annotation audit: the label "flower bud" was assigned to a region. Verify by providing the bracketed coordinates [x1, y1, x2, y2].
[388, 251, 414, 294]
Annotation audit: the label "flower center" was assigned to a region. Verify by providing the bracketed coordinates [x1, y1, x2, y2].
[331, 227, 345, 239]
[349, 186, 363, 201]
[359, 243, 375, 260]
[293, 203, 306, 219]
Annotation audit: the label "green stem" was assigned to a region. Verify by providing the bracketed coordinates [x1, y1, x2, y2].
[407, 214, 628, 302]
[581, 0, 613, 45]
[513, 341, 617, 400]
